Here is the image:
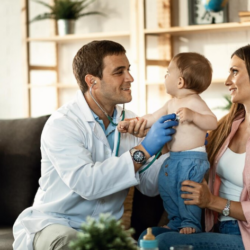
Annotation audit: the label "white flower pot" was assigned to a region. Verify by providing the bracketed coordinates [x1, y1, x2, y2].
[57, 19, 75, 36]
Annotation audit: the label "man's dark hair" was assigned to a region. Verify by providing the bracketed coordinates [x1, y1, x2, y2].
[72, 40, 126, 93]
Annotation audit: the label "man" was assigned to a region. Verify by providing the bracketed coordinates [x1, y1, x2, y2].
[13, 40, 177, 250]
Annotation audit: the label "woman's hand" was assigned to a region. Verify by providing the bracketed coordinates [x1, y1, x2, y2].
[181, 179, 214, 208]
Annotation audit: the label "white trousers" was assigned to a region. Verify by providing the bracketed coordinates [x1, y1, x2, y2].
[33, 224, 78, 250]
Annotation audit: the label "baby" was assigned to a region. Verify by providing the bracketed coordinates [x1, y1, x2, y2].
[118, 52, 217, 234]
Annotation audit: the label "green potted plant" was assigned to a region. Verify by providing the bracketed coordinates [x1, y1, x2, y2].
[69, 213, 137, 250]
[215, 95, 232, 111]
[30, 0, 104, 36]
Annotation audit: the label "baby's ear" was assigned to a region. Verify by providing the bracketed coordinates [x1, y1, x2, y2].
[177, 77, 185, 89]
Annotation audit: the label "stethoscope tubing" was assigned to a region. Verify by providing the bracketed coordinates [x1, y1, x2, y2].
[89, 82, 160, 171]
[89, 82, 125, 156]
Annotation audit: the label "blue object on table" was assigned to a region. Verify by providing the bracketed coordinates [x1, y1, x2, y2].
[202, 0, 228, 12]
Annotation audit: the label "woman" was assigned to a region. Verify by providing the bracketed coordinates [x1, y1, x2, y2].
[139, 45, 250, 250]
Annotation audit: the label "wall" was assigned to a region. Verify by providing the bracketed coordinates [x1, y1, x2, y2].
[0, 0, 24, 119]
[1, 0, 250, 119]
[145, 0, 250, 119]
[29, 0, 134, 117]
[0, 0, 134, 118]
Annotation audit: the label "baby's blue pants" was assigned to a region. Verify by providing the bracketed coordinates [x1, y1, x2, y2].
[158, 150, 209, 232]
[138, 221, 244, 250]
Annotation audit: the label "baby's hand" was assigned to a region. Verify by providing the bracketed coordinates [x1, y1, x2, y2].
[118, 117, 148, 137]
[127, 117, 149, 138]
[176, 107, 195, 123]
[118, 120, 131, 133]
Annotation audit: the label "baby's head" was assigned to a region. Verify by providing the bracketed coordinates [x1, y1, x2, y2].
[172, 52, 213, 94]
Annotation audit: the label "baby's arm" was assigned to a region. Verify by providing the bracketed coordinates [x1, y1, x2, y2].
[118, 120, 133, 133]
[117, 102, 168, 133]
[176, 99, 217, 131]
[118, 101, 169, 133]
[141, 101, 169, 128]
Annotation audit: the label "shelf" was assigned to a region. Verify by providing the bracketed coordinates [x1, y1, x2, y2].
[27, 31, 130, 43]
[146, 78, 224, 86]
[146, 59, 170, 67]
[28, 83, 78, 88]
[144, 22, 250, 36]
[212, 78, 225, 84]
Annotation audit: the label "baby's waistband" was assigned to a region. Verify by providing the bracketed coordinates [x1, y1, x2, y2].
[185, 146, 206, 152]
[170, 146, 207, 160]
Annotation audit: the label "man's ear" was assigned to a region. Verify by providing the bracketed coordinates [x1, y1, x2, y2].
[177, 77, 185, 89]
[85, 74, 96, 89]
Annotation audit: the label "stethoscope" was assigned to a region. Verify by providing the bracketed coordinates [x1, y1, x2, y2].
[90, 81, 125, 157]
[90, 81, 159, 174]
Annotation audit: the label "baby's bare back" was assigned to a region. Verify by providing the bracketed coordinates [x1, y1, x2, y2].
[167, 95, 212, 152]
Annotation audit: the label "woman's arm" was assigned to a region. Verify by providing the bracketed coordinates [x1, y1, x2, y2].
[181, 179, 246, 222]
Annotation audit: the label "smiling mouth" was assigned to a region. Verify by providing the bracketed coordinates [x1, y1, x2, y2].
[121, 88, 130, 91]
[229, 88, 237, 94]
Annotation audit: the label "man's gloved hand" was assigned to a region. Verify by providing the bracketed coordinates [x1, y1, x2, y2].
[205, 132, 209, 146]
[141, 114, 178, 156]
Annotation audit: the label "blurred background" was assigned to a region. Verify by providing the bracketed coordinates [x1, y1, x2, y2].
[1, 0, 250, 120]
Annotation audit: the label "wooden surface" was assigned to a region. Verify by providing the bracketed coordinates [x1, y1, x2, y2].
[145, 22, 250, 36]
[27, 31, 130, 43]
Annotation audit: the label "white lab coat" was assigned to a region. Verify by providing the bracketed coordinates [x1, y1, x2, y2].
[13, 90, 169, 250]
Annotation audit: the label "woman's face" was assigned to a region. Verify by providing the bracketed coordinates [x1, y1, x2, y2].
[225, 55, 250, 105]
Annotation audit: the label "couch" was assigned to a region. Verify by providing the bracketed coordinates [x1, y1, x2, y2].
[0, 115, 165, 250]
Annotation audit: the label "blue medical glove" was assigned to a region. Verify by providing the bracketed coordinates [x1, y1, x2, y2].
[141, 114, 178, 156]
[205, 132, 209, 146]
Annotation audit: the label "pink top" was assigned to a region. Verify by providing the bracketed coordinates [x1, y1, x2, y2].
[205, 115, 250, 249]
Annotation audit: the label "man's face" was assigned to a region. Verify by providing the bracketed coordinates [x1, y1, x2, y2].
[95, 53, 134, 106]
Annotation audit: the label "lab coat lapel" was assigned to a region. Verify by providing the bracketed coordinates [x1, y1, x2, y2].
[93, 122, 110, 148]
[76, 90, 95, 122]
[75, 90, 110, 148]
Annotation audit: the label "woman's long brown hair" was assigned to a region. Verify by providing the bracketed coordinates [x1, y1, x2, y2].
[207, 103, 244, 165]
[206, 45, 250, 165]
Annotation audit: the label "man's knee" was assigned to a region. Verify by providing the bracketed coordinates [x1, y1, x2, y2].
[33, 224, 78, 250]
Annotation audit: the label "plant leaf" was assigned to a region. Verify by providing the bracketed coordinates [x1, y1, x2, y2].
[78, 0, 96, 11]
[30, 0, 105, 22]
[31, 0, 53, 10]
[76, 11, 105, 18]
[30, 13, 55, 23]
[214, 95, 232, 111]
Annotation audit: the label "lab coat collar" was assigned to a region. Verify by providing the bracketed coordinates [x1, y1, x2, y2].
[75, 90, 124, 150]
[75, 90, 124, 123]
[76, 90, 95, 122]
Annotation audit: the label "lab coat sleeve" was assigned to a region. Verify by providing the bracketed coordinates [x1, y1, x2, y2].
[135, 153, 170, 196]
[41, 116, 140, 201]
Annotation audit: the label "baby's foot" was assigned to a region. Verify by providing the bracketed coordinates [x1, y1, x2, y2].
[179, 227, 196, 234]
[162, 225, 171, 229]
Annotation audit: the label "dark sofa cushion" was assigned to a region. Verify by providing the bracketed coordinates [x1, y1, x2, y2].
[131, 188, 164, 239]
[0, 115, 50, 226]
[0, 227, 14, 250]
